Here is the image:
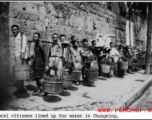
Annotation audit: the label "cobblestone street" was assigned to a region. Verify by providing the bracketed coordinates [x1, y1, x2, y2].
[1, 70, 151, 111]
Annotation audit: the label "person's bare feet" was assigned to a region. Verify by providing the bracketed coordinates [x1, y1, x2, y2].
[32, 91, 39, 96]
[39, 92, 45, 97]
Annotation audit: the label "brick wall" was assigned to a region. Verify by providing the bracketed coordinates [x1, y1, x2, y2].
[8, 2, 128, 83]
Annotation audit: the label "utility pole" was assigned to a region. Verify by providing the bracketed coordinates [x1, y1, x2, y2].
[145, 3, 152, 74]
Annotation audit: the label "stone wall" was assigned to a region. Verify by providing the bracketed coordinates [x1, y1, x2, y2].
[9, 2, 127, 42]
[9, 2, 47, 82]
[8, 2, 129, 83]
[130, 12, 145, 49]
[45, 2, 126, 44]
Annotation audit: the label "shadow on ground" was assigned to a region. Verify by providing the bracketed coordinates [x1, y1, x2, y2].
[68, 86, 78, 91]
[58, 90, 71, 96]
[98, 76, 107, 80]
[26, 84, 37, 91]
[82, 81, 95, 87]
[14, 92, 30, 98]
[43, 95, 61, 103]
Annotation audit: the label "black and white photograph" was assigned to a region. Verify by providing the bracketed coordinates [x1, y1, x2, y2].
[0, 1, 152, 114]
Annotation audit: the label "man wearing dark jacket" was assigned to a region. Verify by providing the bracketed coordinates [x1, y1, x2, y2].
[32, 32, 49, 96]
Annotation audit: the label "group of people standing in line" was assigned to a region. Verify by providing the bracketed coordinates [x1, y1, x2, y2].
[11, 24, 144, 97]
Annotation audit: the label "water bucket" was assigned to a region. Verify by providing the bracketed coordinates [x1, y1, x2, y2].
[29, 65, 33, 80]
[141, 58, 145, 65]
[63, 74, 74, 88]
[73, 68, 81, 80]
[128, 58, 133, 66]
[44, 76, 63, 94]
[117, 61, 128, 71]
[131, 63, 138, 71]
[13, 64, 30, 80]
[85, 68, 98, 83]
[101, 64, 110, 74]
[110, 62, 116, 71]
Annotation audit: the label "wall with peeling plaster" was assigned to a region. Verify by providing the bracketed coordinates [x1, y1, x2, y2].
[8, 2, 132, 83]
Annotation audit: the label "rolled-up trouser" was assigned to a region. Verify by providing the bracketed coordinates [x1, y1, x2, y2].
[14, 56, 26, 89]
[49, 57, 63, 79]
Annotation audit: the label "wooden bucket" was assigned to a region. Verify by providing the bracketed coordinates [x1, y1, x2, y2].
[90, 58, 98, 70]
[44, 76, 63, 94]
[63, 74, 74, 89]
[117, 61, 128, 71]
[13, 64, 30, 80]
[136, 59, 141, 66]
[131, 63, 138, 71]
[85, 68, 98, 83]
[101, 64, 110, 74]
[128, 58, 133, 66]
[30, 65, 33, 80]
[110, 62, 116, 71]
[141, 58, 145, 65]
[73, 68, 81, 80]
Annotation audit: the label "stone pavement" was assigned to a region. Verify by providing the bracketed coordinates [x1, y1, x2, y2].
[1, 70, 152, 111]
[130, 81, 152, 110]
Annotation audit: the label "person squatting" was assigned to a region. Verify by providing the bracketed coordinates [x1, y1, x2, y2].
[11, 24, 144, 96]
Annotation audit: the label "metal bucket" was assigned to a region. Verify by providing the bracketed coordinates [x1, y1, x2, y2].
[44, 76, 63, 94]
[13, 64, 30, 80]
